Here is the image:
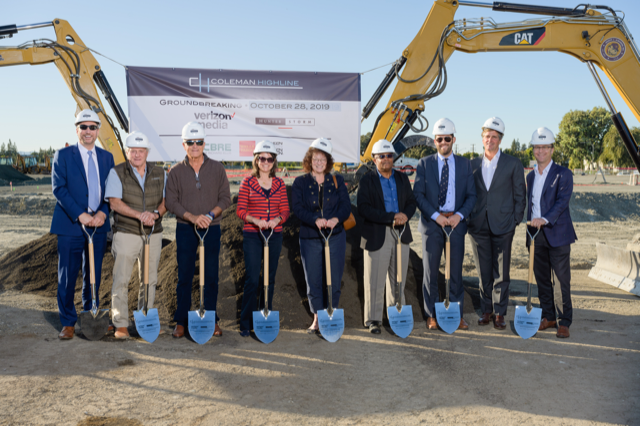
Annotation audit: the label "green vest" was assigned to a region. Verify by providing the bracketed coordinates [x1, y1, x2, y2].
[113, 161, 164, 235]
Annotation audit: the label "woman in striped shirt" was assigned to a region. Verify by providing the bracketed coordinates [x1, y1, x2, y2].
[236, 141, 290, 337]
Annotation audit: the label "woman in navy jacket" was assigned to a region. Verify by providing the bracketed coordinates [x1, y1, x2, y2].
[292, 138, 352, 333]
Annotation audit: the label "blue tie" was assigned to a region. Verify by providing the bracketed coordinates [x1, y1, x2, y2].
[438, 158, 449, 208]
[87, 151, 100, 212]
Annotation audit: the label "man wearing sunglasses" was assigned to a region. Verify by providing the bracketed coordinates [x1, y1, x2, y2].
[165, 121, 231, 339]
[51, 109, 115, 340]
[357, 139, 416, 334]
[413, 118, 477, 331]
[467, 117, 526, 330]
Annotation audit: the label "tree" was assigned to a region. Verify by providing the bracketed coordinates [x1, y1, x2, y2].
[0, 142, 5, 155]
[555, 107, 612, 168]
[599, 125, 640, 167]
[360, 132, 372, 156]
[461, 151, 479, 160]
[404, 145, 436, 159]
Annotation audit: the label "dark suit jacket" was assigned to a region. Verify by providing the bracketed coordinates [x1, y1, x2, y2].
[50, 144, 114, 236]
[526, 162, 577, 247]
[468, 152, 526, 236]
[413, 153, 477, 235]
[357, 169, 416, 252]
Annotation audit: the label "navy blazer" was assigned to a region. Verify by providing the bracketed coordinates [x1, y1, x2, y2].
[50, 144, 114, 236]
[413, 154, 477, 235]
[526, 162, 577, 248]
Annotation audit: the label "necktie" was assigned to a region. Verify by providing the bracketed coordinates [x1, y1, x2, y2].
[87, 151, 100, 212]
[438, 158, 448, 208]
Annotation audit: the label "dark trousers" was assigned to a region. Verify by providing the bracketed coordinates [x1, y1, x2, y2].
[241, 232, 283, 331]
[422, 226, 466, 318]
[300, 232, 346, 314]
[57, 233, 108, 327]
[174, 223, 221, 326]
[469, 220, 515, 316]
[531, 229, 573, 327]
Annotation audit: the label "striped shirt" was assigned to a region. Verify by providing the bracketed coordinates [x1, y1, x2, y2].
[236, 176, 290, 233]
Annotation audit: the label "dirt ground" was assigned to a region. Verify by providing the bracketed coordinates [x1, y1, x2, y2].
[0, 174, 639, 425]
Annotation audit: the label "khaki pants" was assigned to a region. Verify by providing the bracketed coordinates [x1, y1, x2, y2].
[111, 231, 163, 327]
[363, 227, 410, 327]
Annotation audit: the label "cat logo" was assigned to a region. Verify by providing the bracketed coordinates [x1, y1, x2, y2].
[500, 27, 546, 46]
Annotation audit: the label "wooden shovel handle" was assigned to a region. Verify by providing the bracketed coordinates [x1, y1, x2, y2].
[199, 245, 205, 288]
[445, 240, 450, 281]
[264, 245, 269, 290]
[144, 243, 150, 285]
[89, 242, 95, 284]
[324, 245, 332, 287]
[528, 241, 535, 285]
[397, 242, 402, 283]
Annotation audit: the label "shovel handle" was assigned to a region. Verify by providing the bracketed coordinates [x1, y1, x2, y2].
[445, 239, 450, 281]
[396, 241, 402, 283]
[144, 242, 150, 285]
[528, 240, 535, 287]
[89, 241, 95, 285]
[199, 245, 205, 288]
[264, 244, 269, 303]
[325, 243, 333, 312]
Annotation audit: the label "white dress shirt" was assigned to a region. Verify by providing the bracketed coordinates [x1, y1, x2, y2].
[531, 160, 553, 224]
[430, 153, 464, 221]
[77, 142, 102, 202]
[482, 149, 501, 190]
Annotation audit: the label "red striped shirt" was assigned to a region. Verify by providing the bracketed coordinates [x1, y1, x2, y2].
[236, 176, 290, 233]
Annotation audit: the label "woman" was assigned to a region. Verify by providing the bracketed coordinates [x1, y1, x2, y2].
[292, 138, 351, 333]
[236, 141, 290, 337]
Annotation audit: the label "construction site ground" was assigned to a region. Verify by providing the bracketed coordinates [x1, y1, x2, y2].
[0, 173, 639, 425]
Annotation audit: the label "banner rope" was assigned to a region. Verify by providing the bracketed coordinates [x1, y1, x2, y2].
[360, 60, 398, 75]
[75, 42, 128, 68]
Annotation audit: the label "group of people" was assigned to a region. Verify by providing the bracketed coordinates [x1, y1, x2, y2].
[52, 109, 576, 342]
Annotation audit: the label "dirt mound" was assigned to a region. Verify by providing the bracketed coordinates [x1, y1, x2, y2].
[570, 192, 640, 222]
[0, 165, 32, 183]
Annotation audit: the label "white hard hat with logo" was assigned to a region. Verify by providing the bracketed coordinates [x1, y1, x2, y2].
[75, 109, 101, 126]
[432, 118, 456, 135]
[181, 121, 206, 140]
[482, 117, 505, 134]
[371, 139, 395, 155]
[125, 131, 150, 150]
[310, 137, 332, 154]
[254, 140, 278, 155]
[530, 127, 555, 145]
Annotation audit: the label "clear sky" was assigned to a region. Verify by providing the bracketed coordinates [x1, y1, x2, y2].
[2, 0, 639, 156]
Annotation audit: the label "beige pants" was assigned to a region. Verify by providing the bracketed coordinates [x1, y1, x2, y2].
[363, 227, 410, 327]
[111, 231, 163, 327]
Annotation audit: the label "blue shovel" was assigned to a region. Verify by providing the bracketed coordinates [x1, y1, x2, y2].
[188, 224, 216, 345]
[317, 227, 345, 343]
[515, 224, 543, 339]
[133, 221, 161, 343]
[387, 221, 413, 338]
[253, 229, 279, 344]
[434, 225, 461, 334]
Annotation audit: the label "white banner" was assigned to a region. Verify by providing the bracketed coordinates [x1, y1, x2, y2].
[126, 67, 361, 162]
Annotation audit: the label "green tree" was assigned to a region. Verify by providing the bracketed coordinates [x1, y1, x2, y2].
[404, 145, 436, 160]
[0, 142, 5, 155]
[360, 132, 372, 156]
[555, 107, 612, 167]
[599, 125, 640, 167]
[461, 151, 479, 160]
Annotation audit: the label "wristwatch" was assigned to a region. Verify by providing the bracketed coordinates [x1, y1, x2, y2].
[153, 209, 160, 220]
[206, 210, 215, 221]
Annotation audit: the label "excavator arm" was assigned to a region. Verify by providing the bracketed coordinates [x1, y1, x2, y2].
[0, 19, 129, 164]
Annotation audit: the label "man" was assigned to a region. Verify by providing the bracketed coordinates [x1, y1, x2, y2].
[413, 118, 477, 331]
[468, 117, 526, 330]
[51, 109, 115, 340]
[104, 131, 167, 339]
[527, 127, 577, 338]
[165, 121, 231, 338]
[357, 139, 416, 334]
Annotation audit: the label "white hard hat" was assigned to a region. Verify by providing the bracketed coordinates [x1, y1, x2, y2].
[125, 131, 150, 150]
[310, 137, 332, 155]
[530, 127, 555, 145]
[482, 117, 505, 134]
[181, 121, 206, 140]
[75, 109, 101, 126]
[432, 118, 456, 135]
[371, 139, 395, 155]
[254, 140, 278, 155]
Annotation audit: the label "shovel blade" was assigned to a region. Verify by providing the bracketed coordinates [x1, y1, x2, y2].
[387, 305, 414, 338]
[79, 309, 110, 341]
[253, 310, 279, 344]
[133, 308, 161, 343]
[188, 310, 216, 345]
[317, 309, 344, 343]
[434, 302, 460, 335]
[515, 305, 542, 340]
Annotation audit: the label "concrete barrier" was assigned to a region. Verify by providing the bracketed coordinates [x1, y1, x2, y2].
[589, 243, 640, 296]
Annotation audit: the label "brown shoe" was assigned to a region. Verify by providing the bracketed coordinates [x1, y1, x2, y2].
[458, 318, 469, 330]
[539, 318, 557, 331]
[556, 325, 570, 338]
[478, 313, 493, 326]
[58, 326, 74, 340]
[427, 317, 438, 330]
[214, 324, 222, 337]
[493, 315, 506, 330]
[114, 327, 130, 340]
[172, 325, 185, 338]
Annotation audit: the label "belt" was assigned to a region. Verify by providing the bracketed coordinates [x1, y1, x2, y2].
[440, 212, 455, 218]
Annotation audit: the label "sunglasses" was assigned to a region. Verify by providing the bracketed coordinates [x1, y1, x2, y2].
[78, 124, 99, 131]
[435, 137, 452, 143]
[258, 156, 274, 163]
[376, 154, 394, 159]
[185, 140, 205, 146]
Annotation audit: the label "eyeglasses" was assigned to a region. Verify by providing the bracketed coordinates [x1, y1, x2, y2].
[533, 145, 553, 151]
[312, 158, 327, 164]
[258, 156, 274, 163]
[195, 174, 201, 190]
[376, 154, 394, 159]
[185, 140, 204, 146]
[435, 137, 452, 143]
[78, 124, 99, 131]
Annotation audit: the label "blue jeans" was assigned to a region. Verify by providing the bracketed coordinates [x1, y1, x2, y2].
[300, 231, 346, 314]
[240, 231, 283, 332]
[174, 223, 221, 326]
